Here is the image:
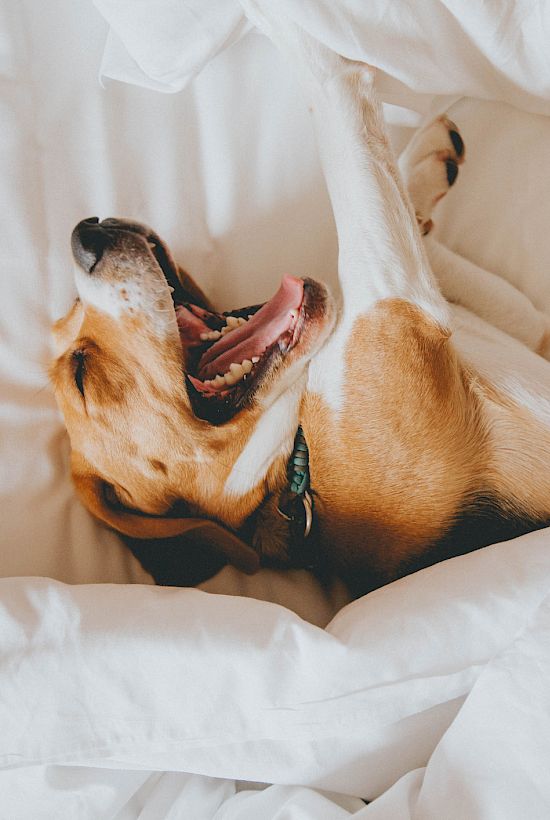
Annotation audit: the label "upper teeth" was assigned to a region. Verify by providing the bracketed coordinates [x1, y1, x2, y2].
[200, 315, 248, 342]
[220, 315, 247, 336]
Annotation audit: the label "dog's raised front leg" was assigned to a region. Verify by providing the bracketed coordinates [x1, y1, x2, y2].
[240, 4, 488, 589]
[240, 1, 449, 327]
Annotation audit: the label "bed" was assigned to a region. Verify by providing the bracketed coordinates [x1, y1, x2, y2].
[2, 1, 550, 816]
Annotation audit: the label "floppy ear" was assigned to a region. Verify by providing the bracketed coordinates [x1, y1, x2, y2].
[72, 472, 260, 575]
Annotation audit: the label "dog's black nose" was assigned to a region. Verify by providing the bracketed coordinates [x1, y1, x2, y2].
[71, 217, 110, 273]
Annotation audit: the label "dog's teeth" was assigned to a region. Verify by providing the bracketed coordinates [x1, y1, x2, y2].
[223, 370, 238, 386]
[213, 374, 226, 388]
[147, 241, 156, 250]
[247, 314, 254, 320]
[200, 333, 209, 341]
[241, 359, 253, 374]
[251, 356, 260, 364]
[226, 315, 240, 328]
[236, 317, 247, 326]
[229, 362, 245, 380]
[208, 330, 222, 340]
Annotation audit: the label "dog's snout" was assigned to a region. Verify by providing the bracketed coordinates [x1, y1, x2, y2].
[71, 217, 111, 274]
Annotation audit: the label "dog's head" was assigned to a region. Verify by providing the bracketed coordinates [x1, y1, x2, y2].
[50, 218, 333, 570]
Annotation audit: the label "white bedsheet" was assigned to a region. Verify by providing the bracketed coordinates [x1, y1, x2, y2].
[3, 0, 550, 816]
[2, 529, 550, 818]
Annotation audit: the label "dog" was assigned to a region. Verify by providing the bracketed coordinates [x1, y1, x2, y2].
[50, 5, 550, 597]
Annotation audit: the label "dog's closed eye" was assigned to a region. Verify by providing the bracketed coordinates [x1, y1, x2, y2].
[72, 349, 87, 397]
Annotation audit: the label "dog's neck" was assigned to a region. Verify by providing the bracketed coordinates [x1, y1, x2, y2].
[223, 364, 306, 494]
[239, 384, 321, 568]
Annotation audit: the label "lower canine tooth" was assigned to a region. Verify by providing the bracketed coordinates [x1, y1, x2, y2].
[251, 356, 260, 364]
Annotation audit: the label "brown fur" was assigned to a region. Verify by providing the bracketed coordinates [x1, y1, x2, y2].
[300, 299, 487, 581]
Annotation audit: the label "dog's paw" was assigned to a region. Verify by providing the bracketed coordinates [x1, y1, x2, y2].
[399, 116, 465, 235]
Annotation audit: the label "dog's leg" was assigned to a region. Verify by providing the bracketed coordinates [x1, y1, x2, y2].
[426, 238, 550, 357]
[400, 116, 550, 357]
[240, 1, 449, 327]
[240, 4, 493, 587]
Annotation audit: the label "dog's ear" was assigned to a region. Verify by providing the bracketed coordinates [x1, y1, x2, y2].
[72, 471, 260, 575]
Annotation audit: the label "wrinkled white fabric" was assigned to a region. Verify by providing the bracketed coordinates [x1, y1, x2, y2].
[2, 529, 550, 818]
[96, 0, 550, 117]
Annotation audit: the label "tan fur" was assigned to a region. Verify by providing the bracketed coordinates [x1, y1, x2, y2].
[301, 299, 486, 578]
[51, 305, 284, 536]
[473, 377, 550, 520]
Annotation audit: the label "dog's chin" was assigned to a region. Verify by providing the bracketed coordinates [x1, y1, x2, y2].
[178, 277, 332, 425]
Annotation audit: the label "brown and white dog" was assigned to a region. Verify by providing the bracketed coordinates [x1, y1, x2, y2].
[51, 5, 550, 596]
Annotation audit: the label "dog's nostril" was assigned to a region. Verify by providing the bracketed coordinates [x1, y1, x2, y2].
[71, 217, 110, 274]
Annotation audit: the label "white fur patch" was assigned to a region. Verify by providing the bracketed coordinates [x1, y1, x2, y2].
[74, 266, 176, 336]
[223, 373, 305, 498]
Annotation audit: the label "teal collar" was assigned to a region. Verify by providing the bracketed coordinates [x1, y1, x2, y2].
[277, 425, 314, 552]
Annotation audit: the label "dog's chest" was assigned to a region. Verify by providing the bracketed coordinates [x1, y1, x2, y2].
[300, 300, 484, 579]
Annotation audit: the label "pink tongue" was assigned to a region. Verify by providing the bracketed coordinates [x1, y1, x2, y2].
[198, 275, 303, 380]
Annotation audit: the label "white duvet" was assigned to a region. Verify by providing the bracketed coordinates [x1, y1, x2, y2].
[2, 0, 550, 817]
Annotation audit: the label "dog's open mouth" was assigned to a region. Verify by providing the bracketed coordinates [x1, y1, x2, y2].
[173, 275, 308, 422]
[71, 218, 314, 424]
[142, 222, 315, 421]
